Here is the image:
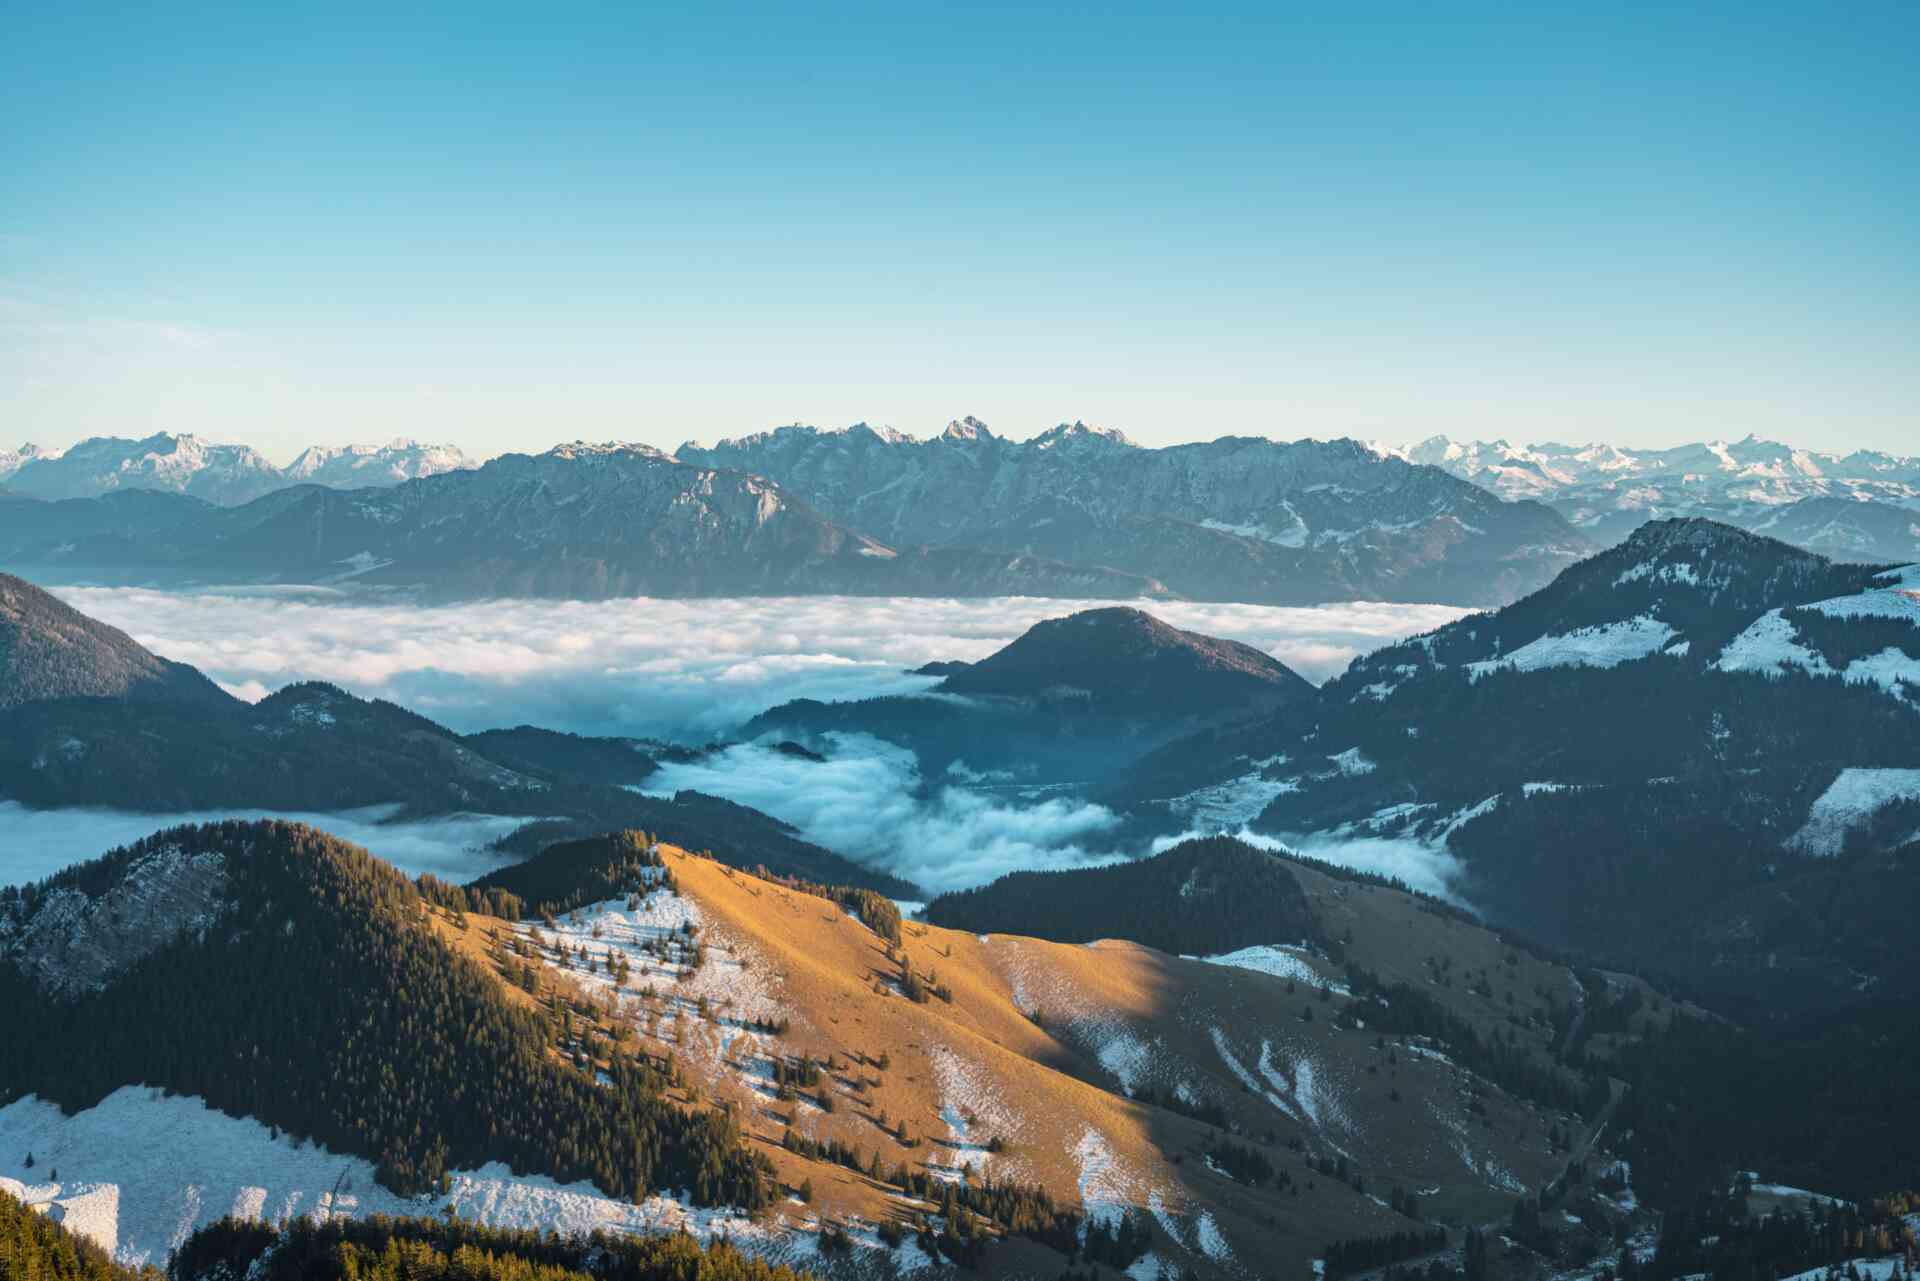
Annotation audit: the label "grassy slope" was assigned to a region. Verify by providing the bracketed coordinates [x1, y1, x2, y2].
[494, 846, 1636, 1278]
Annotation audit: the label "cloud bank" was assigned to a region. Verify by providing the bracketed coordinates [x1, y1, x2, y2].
[638, 734, 1127, 894]
[46, 584, 1470, 740]
[0, 802, 533, 890]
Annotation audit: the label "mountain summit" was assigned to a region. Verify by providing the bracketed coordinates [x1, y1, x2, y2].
[940, 606, 1315, 716]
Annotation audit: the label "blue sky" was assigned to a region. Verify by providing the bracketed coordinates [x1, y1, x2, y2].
[3, 1, 1916, 460]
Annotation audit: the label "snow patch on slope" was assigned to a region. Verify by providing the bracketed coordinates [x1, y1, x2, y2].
[1468, 617, 1677, 679]
[926, 1046, 1023, 1183]
[1716, 609, 1834, 678]
[1190, 945, 1351, 996]
[1786, 769, 1920, 856]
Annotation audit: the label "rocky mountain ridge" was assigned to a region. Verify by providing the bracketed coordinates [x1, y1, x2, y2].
[677, 420, 1590, 606]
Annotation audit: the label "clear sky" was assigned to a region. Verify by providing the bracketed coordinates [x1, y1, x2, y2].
[3, 1, 1916, 462]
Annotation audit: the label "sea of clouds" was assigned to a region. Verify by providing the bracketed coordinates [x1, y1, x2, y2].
[48, 584, 1471, 739]
[14, 584, 1474, 896]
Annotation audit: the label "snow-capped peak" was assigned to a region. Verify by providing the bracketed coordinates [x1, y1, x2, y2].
[1033, 420, 1135, 449]
[941, 415, 996, 443]
[282, 439, 472, 488]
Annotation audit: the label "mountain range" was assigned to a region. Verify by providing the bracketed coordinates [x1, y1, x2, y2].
[1402, 434, 1920, 560]
[8, 424, 1915, 607]
[678, 420, 1589, 606]
[0, 426, 1587, 606]
[0, 434, 472, 505]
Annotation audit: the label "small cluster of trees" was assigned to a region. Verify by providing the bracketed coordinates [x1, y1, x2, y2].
[1323, 1225, 1450, 1280]
[1206, 1135, 1283, 1188]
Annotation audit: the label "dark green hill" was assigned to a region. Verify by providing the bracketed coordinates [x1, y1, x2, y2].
[923, 836, 1319, 956]
[938, 606, 1316, 717]
[0, 572, 232, 710]
[0, 820, 771, 1207]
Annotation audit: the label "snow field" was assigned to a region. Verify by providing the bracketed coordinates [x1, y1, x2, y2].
[1466, 616, 1678, 680]
[1190, 944, 1352, 997]
[0, 1088, 802, 1270]
[1787, 768, 1920, 856]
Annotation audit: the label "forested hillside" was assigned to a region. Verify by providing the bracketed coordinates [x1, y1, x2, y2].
[0, 822, 771, 1206]
[1118, 522, 1920, 1011]
[0, 572, 231, 711]
[168, 1214, 813, 1281]
[924, 836, 1321, 955]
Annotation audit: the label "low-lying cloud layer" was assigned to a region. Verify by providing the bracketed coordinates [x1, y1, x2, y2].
[15, 583, 1474, 898]
[46, 583, 1470, 740]
[638, 734, 1127, 894]
[0, 802, 533, 889]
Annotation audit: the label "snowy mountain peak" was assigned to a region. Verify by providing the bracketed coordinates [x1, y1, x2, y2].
[0, 442, 55, 483]
[845, 421, 915, 445]
[1032, 419, 1135, 449]
[282, 439, 472, 488]
[940, 415, 996, 443]
[542, 440, 675, 464]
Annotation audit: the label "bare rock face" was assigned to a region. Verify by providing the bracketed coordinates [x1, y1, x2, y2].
[1, 845, 229, 997]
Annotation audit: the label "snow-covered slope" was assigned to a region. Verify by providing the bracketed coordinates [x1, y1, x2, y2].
[0, 1088, 794, 1270]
